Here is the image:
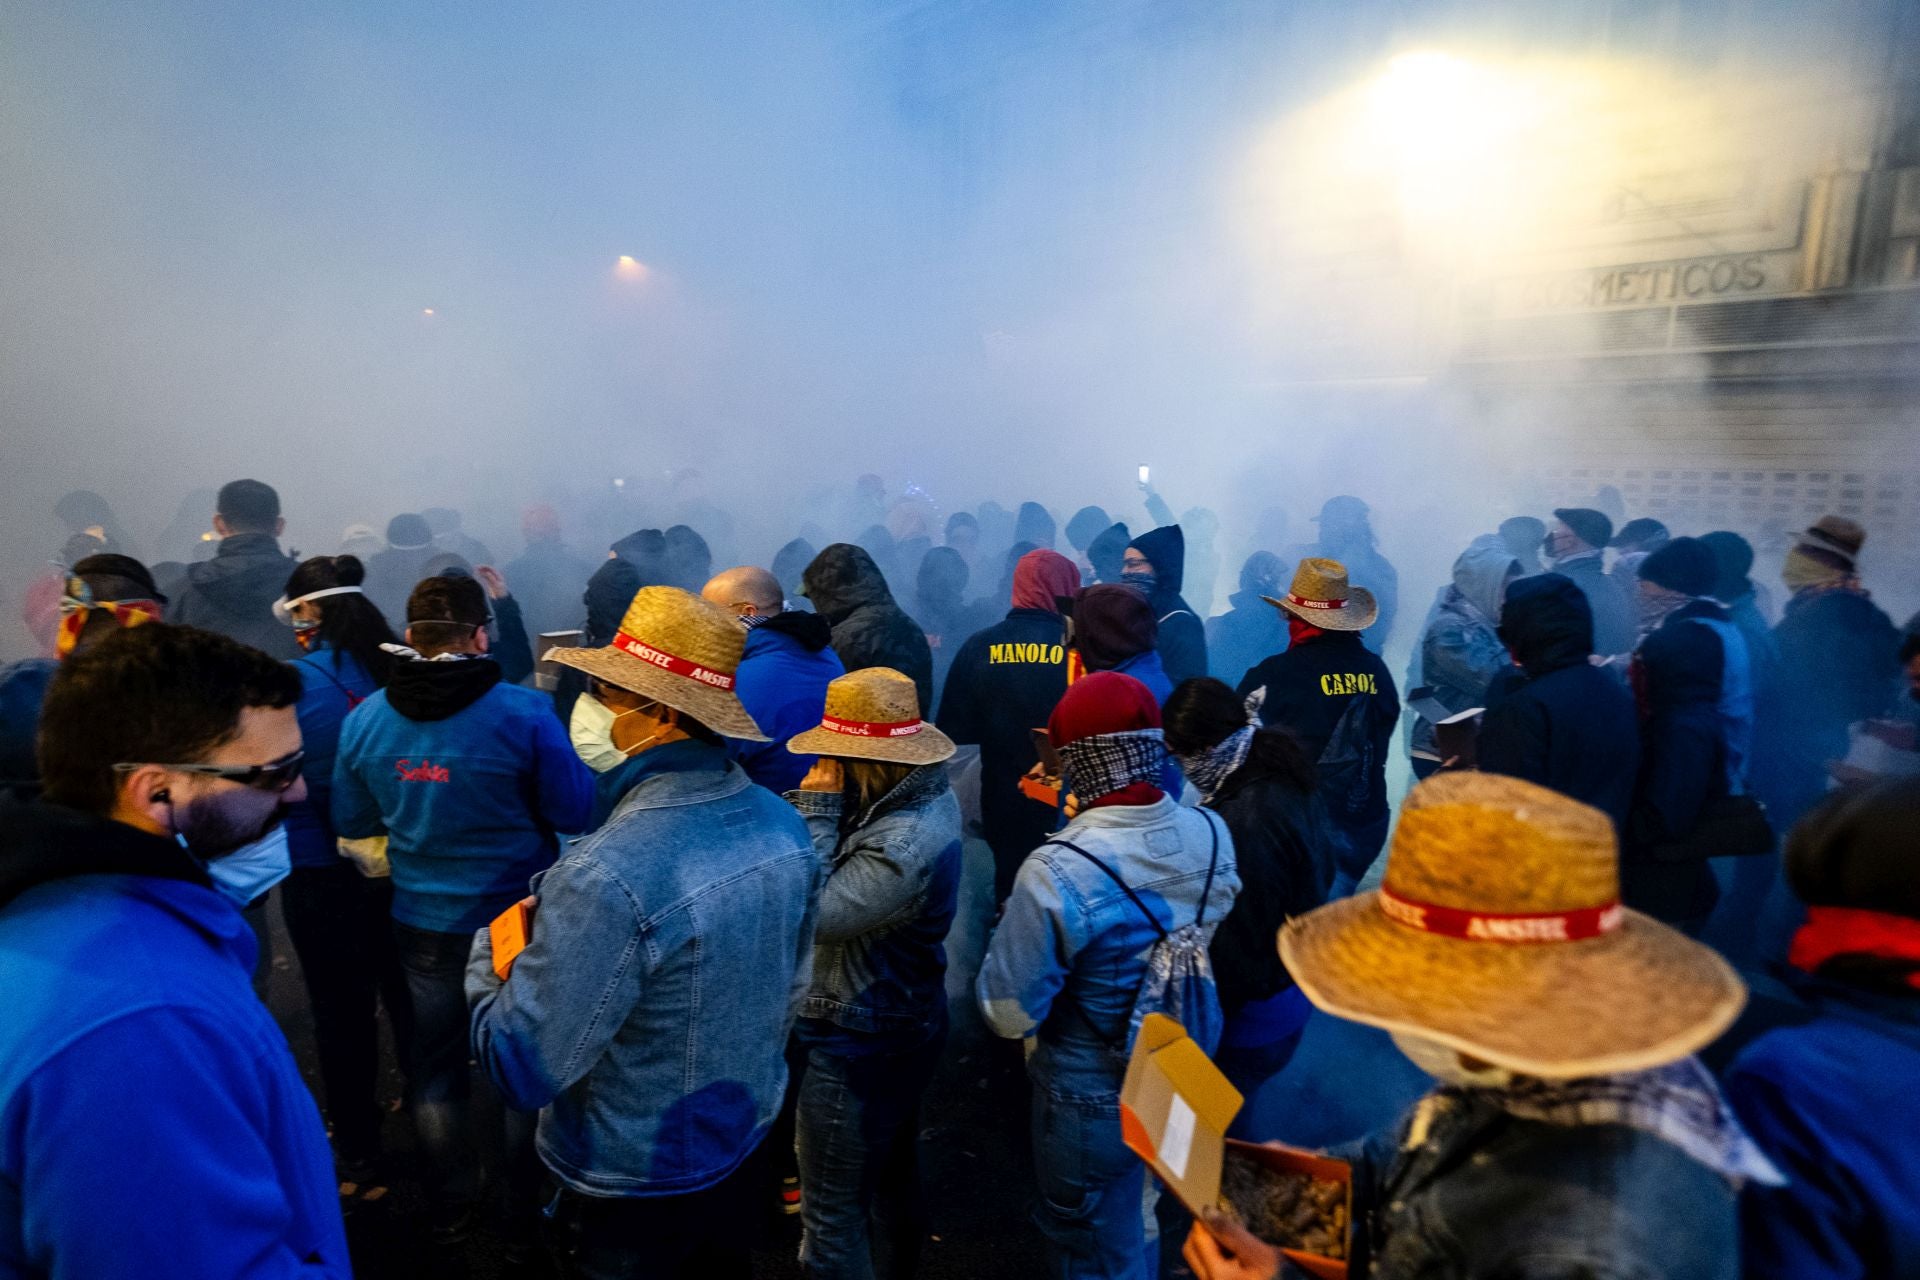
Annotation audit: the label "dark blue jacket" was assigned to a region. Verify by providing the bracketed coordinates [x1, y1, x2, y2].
[0, 659, 57, 797]
[1131, 524, 1209, 687]
[1625, 600, 1739, 923]
[1479, 573, 1640, 831]
[285, 647, 379, 869]
[1206, 590, 1286, 688]
[0, 798, 348, 1276]
[1726, 982, 1920, 1280]
[168, 532, 301, 659]
[730, 612, 844, 796]
[333, 658, 594, 932]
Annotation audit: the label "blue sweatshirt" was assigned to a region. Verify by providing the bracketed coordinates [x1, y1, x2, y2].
[284, 647, 379, 869]
[0, 800, 348, 1277]
[333, 670, 594, 932]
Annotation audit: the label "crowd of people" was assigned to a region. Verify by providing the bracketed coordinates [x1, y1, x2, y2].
[0, 473, 1915, 1280]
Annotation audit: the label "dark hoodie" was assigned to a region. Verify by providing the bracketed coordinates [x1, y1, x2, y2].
[914, 547, 986, 704]
[1479, 573, 1640, 830]
[1064, 506, 1111, 553]
[1086, 521, 1131, 586]
[1130, 524, 1208, 686]
[771, 538, 816, 609]
[168, 532, 299, 658]
[333, 654, 593, 932]
[1014, 502, 1056, 551]
[802, 543, 934, 712]
[1624, 597, 1736, 924]
[1207, 551, 1288, 686]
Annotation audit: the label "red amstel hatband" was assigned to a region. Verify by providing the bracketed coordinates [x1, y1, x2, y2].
[1378, 886, 1623, 943]
[821, 716, 924, 738]
[610, 631, 735, 690]
[1286, 594, 1347, 611]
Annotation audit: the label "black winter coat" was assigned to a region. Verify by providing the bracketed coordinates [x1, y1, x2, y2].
[168, 533, 300, 658]
[1132, 524, 1208, 686]
[1204, 747, 1337, 1012]
[1237, 631, 1398, 825]
[1478, 574, 1640, 831]
[803, 544, 935, 712]
[1624, 599, 1735, 924]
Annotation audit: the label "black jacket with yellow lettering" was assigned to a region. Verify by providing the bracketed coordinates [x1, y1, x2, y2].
[936, 608, 1070, 869]
[1236, 630, 1399, 825]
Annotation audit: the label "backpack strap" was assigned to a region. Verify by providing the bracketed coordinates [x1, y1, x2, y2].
[1042, 838, 1168, 941]
[1193, 810, 1222, 930]
[296, 653, 365, 709]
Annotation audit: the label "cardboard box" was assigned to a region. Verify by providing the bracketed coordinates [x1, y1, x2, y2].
[1120, 1013, 1351, 1278]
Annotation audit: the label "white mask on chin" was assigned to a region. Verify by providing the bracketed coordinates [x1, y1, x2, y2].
[1391, 1031, 1517, 1089]
[569, 693, 658, 772]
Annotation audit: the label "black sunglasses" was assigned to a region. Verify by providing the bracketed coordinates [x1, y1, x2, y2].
[114, 749, 306, 793]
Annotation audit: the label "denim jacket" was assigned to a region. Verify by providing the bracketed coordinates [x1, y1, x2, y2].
[976, 797, 1238, 1098]
[787, 765, 962, 1044]
[467, 739, 819, 1197]
[1338, 1088, 1740, 1280]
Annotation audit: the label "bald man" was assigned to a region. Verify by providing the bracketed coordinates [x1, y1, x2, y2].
[701, 566, 844, 793]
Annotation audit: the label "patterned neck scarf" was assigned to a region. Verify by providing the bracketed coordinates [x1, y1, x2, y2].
[1426, 1057, 1784, 1188]
[55, 594, 163, 657]
[1174, 725, 1254, 801]
[1060, 728, 1168, 804]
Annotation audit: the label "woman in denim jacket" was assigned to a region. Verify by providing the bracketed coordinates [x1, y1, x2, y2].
[977, 671, 1239, 1280]
[1185, 774, 1775, 1280]
[783, 667, 964, 1280]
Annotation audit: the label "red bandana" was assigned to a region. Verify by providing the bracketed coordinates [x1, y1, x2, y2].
[1789, 906, 1920, 989]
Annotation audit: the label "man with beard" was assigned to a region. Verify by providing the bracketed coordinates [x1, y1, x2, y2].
[0, 623, 349, 1277]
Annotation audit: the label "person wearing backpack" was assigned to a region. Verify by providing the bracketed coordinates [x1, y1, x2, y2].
[977, 671, 1239, 1280]
[1236, 559, 1399, 895]
[276, 554, 415, 1179]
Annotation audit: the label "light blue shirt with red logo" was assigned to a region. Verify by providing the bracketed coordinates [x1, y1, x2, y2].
[332, 683, 594, 932]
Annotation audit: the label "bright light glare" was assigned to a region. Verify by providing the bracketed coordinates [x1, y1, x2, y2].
[614, 255, 648, 281]
[1357, 51, 1536, 230]
[421, 308, 435, 316]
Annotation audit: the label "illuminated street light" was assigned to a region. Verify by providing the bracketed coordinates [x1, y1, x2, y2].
[614, 255, 648, 281]
[422, 308, 436, 317]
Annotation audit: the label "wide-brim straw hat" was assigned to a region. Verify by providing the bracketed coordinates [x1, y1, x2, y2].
[1280, 773, 1744, 1078]
[1263, 557, 1378, 631]
[787, 667, 956, 766]
[545, 586, 767, 741]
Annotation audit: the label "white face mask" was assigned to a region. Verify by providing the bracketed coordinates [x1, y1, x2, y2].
[569, 692, 657, 772]
[202, 823, 293, 907]
[1391, 1031, 1517, 1089]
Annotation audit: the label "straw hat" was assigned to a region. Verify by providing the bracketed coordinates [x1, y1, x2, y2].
[787, 667, 955, 766]
[1263, 558, 1378, 631]
[1280, 773, 1744, 1078]
[545, 586, 767, 741]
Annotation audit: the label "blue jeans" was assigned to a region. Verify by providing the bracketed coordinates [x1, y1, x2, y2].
[542, 1140, 764, 1280]
[1030, 1086, 1153, 1280]
[1329, 813, 1391, 899]
[393, 919, 535, 1219]
[796, 1028, 944, 1279]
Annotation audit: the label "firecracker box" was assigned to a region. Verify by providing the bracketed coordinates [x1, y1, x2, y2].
[1119, 1013, 1351, 1278]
